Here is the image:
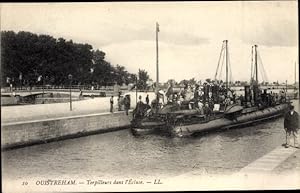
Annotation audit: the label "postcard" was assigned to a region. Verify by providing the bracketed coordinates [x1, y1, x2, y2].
[1, 1, 299, 192]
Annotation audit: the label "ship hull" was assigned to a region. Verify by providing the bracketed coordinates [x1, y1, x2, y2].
[171, 103, 289, 137]
[131, 103, 290, 137]
[131, 120, 165, 135]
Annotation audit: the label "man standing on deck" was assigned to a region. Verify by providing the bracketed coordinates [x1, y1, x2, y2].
[283, 105, 299, 148]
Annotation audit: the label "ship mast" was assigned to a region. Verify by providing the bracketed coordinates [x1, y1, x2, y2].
[254, 45, 258, 84]
[295, 61, 297, 86]
[294, 61, 298, 93]
[156, 22, 159, 92]
[224, 40, 228, 90]
[214, 42, 224, 81]
[214, 40, 231, 89]
[250, 45, 258, 85]
[251, 46, 253, 85]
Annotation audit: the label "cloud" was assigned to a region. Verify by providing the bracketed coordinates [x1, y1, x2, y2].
[94, 27, 210, 47]
[160, 31, 210, 46]
[239, 0, 298, 48]
[1, 2, 297, 83]
[241, 18, 298, 47]
[103, 37, 298, 84]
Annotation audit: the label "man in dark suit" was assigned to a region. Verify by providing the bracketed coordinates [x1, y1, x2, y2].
[124, 95, 130, 115]
[284, 105, 299, 148]
[110, 96, 114, 113]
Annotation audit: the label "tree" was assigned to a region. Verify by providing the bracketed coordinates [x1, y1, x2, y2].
[137, 69, 149, 90]
[1, 31, 146, 88]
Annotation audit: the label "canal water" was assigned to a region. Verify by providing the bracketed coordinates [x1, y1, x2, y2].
[2, 100, 299, 181]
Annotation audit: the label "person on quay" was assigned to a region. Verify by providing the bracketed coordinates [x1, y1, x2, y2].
[124, 95, 130, 115]
[110, 96, 114, 113]
[79, 89, 83, 100]
[146, 94, 149, 105]
[283, 105, 299, 148]
[117, 96, 122, 111]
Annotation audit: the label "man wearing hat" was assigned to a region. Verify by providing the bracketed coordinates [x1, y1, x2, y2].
[203, 82, 208, 103]
[283, 105, 299, 148]
[124, 94, 131, 115]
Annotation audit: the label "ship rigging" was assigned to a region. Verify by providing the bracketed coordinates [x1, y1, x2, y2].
[130, 26, 291, 136]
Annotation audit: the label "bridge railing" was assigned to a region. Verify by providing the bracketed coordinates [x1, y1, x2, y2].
[2, 84, 297, 94]
[1, 85, 145, 93]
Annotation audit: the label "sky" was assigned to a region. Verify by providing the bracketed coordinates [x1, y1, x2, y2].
[0, 1, 298, 84]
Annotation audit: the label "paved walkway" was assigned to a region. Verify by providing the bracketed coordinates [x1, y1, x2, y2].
[168, 145, 299, 178]
[237, 146, 298, 174]
[230, 146, 300, 190]
[166, 145, 300, 190]
[1, 91, 155, 123]
[272, 147, 300, 174]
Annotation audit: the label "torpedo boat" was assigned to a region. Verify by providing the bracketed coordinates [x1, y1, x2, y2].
[130, 39, 291, 137]
[131, 96, 290, 137]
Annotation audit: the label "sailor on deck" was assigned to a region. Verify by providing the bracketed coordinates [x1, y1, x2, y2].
[203, 102, 212, 120]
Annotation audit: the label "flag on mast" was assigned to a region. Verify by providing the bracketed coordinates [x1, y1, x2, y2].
[156, 22, 160, 32]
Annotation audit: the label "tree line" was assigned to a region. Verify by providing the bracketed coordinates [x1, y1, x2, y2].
[1, 31, 150, 89]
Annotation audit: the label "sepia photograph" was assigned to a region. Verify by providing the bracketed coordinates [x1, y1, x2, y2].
[1, 1, 299, 192]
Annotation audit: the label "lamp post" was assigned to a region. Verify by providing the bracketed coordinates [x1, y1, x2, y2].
[42, 75, 45, 104]
[19, 73, 22, 90]
[68, 74, 73, 111]
[285, 80, 287, 101]
[39, 61, 45, 97]
[135, 74, 138, 105]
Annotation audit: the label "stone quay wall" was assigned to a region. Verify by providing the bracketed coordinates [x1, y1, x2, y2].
[1, 112, 132, 150]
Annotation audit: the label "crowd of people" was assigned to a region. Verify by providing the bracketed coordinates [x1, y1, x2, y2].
[110, 93, 131, 115]
[163, 81, 237, 115]
[129, 82, 298, 148]
[150, 81, 288, 117]
[116, 81, 289, 120]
